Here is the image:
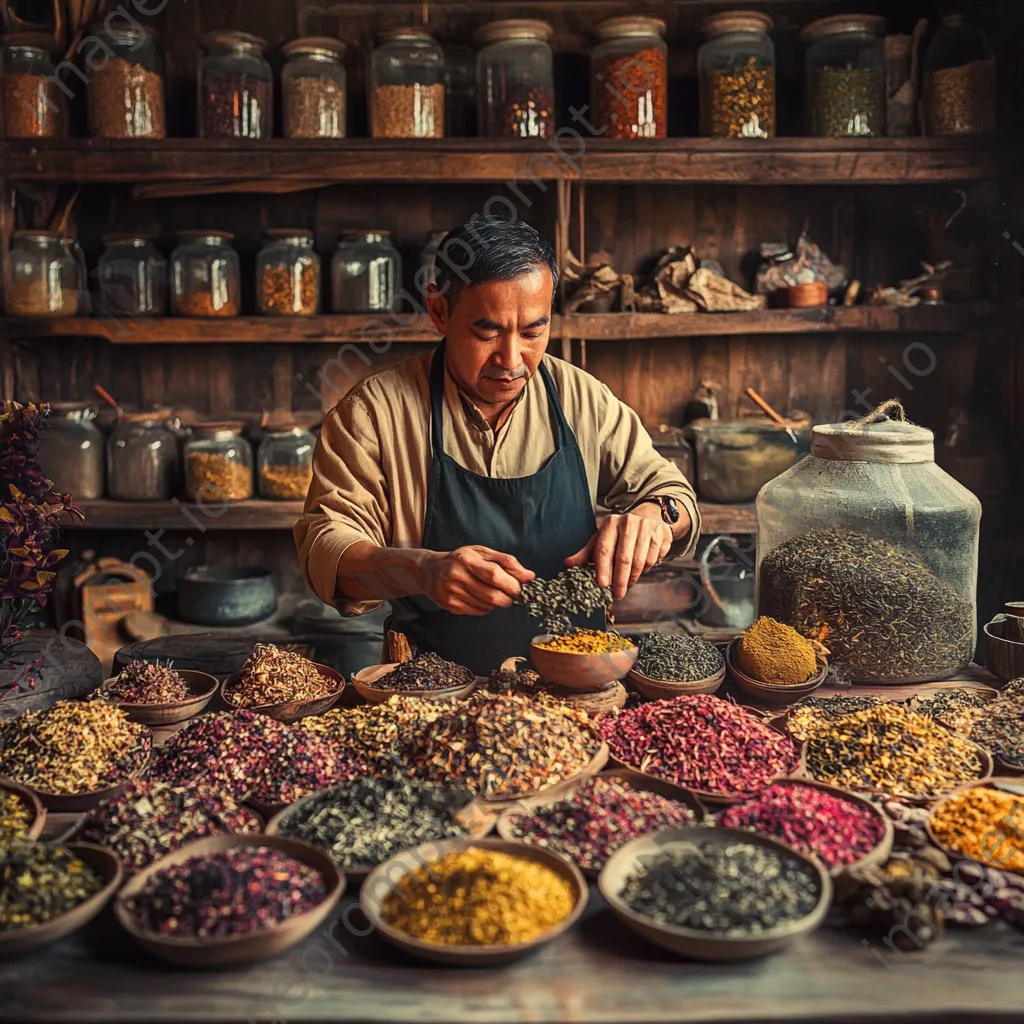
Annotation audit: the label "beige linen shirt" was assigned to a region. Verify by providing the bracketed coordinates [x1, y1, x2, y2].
[295, 350, 700, 614]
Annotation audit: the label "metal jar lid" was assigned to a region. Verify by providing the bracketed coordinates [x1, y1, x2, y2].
[596, 16, 667, 40]
[475, 19, 554, 45]
[700, 11, 774, 38]
[801, 14, 887, 44]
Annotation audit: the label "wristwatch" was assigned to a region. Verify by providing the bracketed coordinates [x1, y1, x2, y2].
[639, 496, 680, 525]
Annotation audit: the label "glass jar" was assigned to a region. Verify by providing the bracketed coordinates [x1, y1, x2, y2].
[5, 231, 85, 317]
[257, 230, 320, 316]
[804, 14, 886, 138]
[592, 17, 667, 140]
[476, 20, 554, 139]
[444, 45, 477, 137]
[107, 411, 180, 501]
[170, 231, 240, 317]
[185, 423, 253, 502]
[699, 11, 776, 138]
[756, 413, 982, 684]
[38, 403, 105, 500]
[88, 19, 166, 138]
[96, 233, 167, 317]
[258, 425, 316, 500]
[282, 36, 346, 139]
[370, 28, 445, 138]
[331, 231, 401, 313]
[2, 36, 65, 138]
[200, 31, 272, 139]
[924, 13, 996, 137]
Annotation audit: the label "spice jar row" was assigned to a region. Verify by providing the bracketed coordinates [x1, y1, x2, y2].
[37, 410, 317, 502]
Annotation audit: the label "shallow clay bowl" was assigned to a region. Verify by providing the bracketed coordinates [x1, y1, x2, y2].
[266, 783, 498, 881]
[628, 663, 725, 700]
[361, 837, 588, 965]
[221, 663, 345, 723]
[114, 833, 346, 968]
[497, 768, 707, 878]
[351, 662, 477, 705]
[529, 634, 638, 691]
[23, 740, 153, 813]
[102, 669, 219, 726]
[926, 777, 1024, 876]
[0, 777, 46, 842]
[598, 826, 832, 961]
[714, 776, 894, 877]
[726, 639, 827, 706]
[0, 843, 122, 961]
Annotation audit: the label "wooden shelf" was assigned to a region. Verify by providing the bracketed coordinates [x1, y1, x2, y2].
[0, 138, 997, 188]
[66, 499, 756, 534]
[2, 304, 990, 344]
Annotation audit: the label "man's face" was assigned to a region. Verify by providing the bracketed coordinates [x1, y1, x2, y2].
[426, 267, 553, 410]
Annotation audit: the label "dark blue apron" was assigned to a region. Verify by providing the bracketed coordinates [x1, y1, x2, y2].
[390, 343, 604, 675]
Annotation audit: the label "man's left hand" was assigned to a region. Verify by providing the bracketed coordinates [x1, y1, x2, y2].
[565, 507, 673, 601]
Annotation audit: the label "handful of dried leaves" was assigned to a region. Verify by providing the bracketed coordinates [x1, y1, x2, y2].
[95, 660, 190, 705]
[228, 644, 335, 707]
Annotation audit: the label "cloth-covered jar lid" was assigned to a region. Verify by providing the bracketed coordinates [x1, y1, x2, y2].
[811, 401, 934, 464]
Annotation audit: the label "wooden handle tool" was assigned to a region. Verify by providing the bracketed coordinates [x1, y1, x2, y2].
[745, 387, 798, 444]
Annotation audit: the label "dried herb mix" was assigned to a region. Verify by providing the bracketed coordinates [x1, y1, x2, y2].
[970, 694, 1024, 767]
[516, 566, 611, 637]
[718, 782, 885, 869]
[381, 847, 575, 945]
[1, 844, 104, 931]
[930, 787, 1024, 873]
[0, 700, 150, 795]
[621, 841, 819, 935]
[534, 630, 634, 655]
[72, 781, 262, 872]
[788, 695, 886, 742]
[635, 634, 723, 682]
[124, 846, 327, 939]
[506, 776, 696, 871]
[375, 652, 474, 692]
[758, 529, 974, 683]
[804, 703, 983, 799]
[276, 777, 474, 869]
[0, 789, 33, 846]
[228, 644, 335, 707]
[95, 660, 190, 705]
[910, 689, 991, 732]
[598, 694, 799, 798]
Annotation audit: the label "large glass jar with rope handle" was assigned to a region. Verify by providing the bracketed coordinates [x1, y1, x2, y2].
[755, 401, 981, 685]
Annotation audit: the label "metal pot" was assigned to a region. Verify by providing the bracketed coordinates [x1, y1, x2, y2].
[177, 566, 277, 626]
[696, 535, 755, 629]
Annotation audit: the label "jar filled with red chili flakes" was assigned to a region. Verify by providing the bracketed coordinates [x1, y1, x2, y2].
[592, 17, 668, 139]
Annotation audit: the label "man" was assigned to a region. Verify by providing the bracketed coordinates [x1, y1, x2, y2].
[295, 219, 700, 674]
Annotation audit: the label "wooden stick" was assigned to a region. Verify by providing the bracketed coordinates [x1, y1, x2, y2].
[744, 386, 787, 427]
[52, 186, 80, 235]
[93, 383, 121, 415]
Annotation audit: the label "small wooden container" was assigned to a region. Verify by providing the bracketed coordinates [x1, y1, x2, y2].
[221, 663, 345, 723]
[778, 281, 829, 308]
[984, 617, 1024, 682]
[103, 669, 219, 726]
[726, 639, 827, 705]
[351, 663, 476, 704]
[529, 634, 638, 692]
[0, 778, 46, 842]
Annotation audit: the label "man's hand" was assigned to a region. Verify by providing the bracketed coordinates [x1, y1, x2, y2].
[566, 508, 673, 600]
[427, 545, 535, 616]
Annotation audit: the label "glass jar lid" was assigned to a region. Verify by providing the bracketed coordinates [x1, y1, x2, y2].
[90, 17, 158, 43]
[102, 231, 157, 246]
[801, 14, 886, 44]
[2, 31, 54, 58]
[191, 420, 246, 438]
[11, 229, 66, 242]
[811, 418, 935, 464]
[202, 30, 267, 54]
[282, 36, 345, 61]
[339, 229, 392, 242]
[377, 27, 437, 44]
[119, 407, 174, 424]
[177, 229, 235, 243]
[265, 228, 315, 242]
[700, 11, 774, 38]
[475, 19, 554, 45]
[596, 16, 667, 40]
[48, 400, 98, 418]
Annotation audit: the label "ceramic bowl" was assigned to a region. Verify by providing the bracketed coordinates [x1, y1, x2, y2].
[221, 663, 346, 723]
[0, 778, 46, 842]
[351, 663, 477, 705]
[266, 782, 498, 880]
[496, 768, 707, 877]
[628, 664, 725, 700]
[529, 634, 638, 692]
[101, 669, 219, 726]
[598, 826, 833, 961]
[114, 834, 346, 968]
[0, 844, 122, 961]
[360, 837, 588, 965]
[726, 639, 827, 706]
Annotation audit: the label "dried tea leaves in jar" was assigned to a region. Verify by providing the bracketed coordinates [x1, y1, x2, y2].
[0, 844, 104, 931]
[812, 67, 885, 137]
[374, 651, 474, 692]
[228, 643, 336, 707]
[635, 634, 724, 682]
[703, 57, 775, 138]
[94, 659, 190, 705]
[372, 83, 444, 138]
[516, 566, 612, 637]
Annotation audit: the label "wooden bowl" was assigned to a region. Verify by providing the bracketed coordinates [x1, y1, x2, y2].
[0, 777, 46, 842]
[726, 639, 826, 706]
[714, 777, 894, 877]
[628, 664, 725, 700]
[550, 679, 629, 713]
[360, 837, 588, 965]
[598, 826, 832, 961]
[0, 844, 122, 961]
[266, 783, 498, 880]
[497, 768, 707, 877]
[778, 281, 829, 309]
[479, 739, 610, 811]
[114, 833, 346, 968]
[984, 618, 1024, 682]
[101, 670, 219, 726]
[529, 634, 638, 692]
[351, 663, 476, 705]
[221, 663, 346, 723]
[927, 777, 1024, 875]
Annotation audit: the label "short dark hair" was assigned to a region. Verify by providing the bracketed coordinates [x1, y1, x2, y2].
[431, 218, 558, 310]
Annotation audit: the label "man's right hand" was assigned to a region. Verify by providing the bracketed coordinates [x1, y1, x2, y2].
[427, 545, 535, 616]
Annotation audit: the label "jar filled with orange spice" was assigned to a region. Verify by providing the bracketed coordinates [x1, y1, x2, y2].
[171, 231, 240, 317]
[592, 17, 667, 139]
[257, 230, 320, 316]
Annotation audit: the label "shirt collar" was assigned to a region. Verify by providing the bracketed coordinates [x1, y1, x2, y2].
[442, 355, 536, 435]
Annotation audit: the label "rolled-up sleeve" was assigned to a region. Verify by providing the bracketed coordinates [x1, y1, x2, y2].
[293, 392, 390, 614]
[595, 383, 701, 559]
